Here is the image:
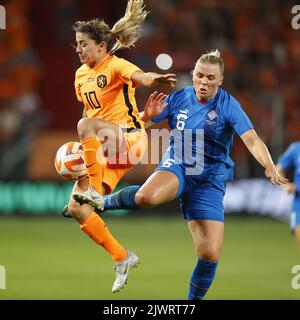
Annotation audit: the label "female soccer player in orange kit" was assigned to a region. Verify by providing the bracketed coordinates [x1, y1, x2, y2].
[68, 0, 176, 293]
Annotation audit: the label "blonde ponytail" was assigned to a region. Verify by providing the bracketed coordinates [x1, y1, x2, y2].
[109, 0, 148, 54]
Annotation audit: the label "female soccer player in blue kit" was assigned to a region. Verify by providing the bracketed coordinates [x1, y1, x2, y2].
[85, 50, 288, 299]
[276, 141, 300, 250]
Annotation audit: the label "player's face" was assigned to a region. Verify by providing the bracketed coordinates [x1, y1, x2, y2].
[75, 32, 107, 67]
[192, 62, 223, 101]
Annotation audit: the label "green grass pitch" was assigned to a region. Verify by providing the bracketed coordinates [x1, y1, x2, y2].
[0, 214, 299, 299]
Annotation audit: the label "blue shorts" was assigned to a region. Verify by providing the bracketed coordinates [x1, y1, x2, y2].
[155, 154, 226, 222]
[291, 191, 300, 230]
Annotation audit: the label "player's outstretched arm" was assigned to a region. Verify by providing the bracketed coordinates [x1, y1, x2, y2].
[139, 91, 168, 128]
[132, 70, 177, 88]
[240, 129, 289, 185]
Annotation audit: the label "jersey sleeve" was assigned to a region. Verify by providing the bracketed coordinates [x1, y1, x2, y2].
[116, 58, 142, 83]
[226, 99, 254, 136]
[277, 143, 296, 170]
[151, 95, 171, 123]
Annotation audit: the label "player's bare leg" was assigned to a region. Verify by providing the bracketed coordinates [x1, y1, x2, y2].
[135, 170, 179, 207]
[68, 177, 93, 223]
[188, 220, 224, 262]
[187, 220, 224, 299]
[102, 170, 179, 214]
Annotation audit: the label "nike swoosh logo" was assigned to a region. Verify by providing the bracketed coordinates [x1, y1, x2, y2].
[86, 163, 96, 168]
[79, 82, 83, 87]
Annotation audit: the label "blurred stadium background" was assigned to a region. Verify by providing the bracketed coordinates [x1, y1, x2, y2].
[0, 0, 299, 299]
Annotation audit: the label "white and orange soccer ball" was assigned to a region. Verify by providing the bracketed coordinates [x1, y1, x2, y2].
[54, 141, 87, 181]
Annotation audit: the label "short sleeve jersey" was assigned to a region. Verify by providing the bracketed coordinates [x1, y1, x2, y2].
[75, 54, 144, 130]
[152, 86, 254, 181]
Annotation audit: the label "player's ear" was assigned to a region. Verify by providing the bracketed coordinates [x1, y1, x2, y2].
[99, 41, 107, 51]
[219, 75, 224, 86]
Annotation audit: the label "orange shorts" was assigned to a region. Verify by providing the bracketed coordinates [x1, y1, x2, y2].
[102, 129, 147, 194]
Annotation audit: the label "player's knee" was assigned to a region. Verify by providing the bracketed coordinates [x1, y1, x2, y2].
[77, 118, 87, 138]
[77, 118, 94, 140]
[197, 242, 222, 262]
[135, 190, 158, 207]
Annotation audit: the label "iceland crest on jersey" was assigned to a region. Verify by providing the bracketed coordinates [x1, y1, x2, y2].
[207, 110, 218, 120]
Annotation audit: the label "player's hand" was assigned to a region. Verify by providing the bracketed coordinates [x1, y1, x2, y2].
[282, 182, 296, 194]
[142, 72, 177, 87]
[264, 164, 289, 185]
[153, 73, 177, 87]
[141, 91, 168, 122]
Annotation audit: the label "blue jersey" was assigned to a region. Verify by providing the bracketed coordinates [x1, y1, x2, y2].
[278, 141, 300, 192]
[152, 86, 253, 182]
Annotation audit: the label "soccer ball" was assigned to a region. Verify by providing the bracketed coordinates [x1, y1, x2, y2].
[54, 141, 87, 181]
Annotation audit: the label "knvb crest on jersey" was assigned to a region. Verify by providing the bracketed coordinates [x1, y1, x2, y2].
[97, 75, 107, 89]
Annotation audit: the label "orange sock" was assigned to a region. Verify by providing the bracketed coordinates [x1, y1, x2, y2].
[81, 137, 103, 193]
[80, 212, 128, 262]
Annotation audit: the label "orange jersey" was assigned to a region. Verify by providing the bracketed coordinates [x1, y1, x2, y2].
[74, 54, 144, 130]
